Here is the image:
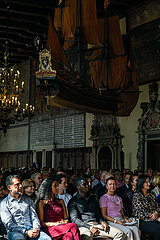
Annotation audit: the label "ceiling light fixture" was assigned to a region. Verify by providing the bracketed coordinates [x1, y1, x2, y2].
[0, 2, 34, 136]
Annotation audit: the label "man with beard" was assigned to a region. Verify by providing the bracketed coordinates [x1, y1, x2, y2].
[0, 175, 51, 240]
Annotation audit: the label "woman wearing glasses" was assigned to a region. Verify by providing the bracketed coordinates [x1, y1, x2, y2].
[22, 179, 36, 203]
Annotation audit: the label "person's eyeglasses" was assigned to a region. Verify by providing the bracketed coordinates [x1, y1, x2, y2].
[26, 185, 35, 188]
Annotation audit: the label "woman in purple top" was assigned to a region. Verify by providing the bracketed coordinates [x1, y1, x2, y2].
[99, 177, 140, 240]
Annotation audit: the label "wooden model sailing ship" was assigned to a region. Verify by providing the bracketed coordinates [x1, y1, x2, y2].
[36, 0, 139, 116]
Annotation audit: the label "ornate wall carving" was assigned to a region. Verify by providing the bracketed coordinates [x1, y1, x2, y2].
[137, 82, 160, 169]
[90, 114, 123, 170]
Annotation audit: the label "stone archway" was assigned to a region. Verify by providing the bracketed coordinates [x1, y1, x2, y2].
[90, 114, 123, 170]
[98, 146, 112, 170]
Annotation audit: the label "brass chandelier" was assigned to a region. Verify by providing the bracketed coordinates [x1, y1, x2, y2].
[0, 2, 35, 136]
[0, 48, 34, 136]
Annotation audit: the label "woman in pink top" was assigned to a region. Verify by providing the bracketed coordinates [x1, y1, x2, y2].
[99, 177, 140, 240]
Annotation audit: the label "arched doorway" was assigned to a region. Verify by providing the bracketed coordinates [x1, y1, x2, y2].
[98, 146, 112, 170]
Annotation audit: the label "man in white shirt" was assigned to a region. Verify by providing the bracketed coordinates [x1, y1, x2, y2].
[55, 174, 72, 210]
[1, 174, 51, 240]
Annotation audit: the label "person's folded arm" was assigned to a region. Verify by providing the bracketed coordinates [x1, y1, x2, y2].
[132, 193, 153, 220]
[68, 200, 90, 229]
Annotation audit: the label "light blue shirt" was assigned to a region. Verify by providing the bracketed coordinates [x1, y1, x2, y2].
[56, 193, 72, 209]
[100, 180, 105, 187]
[0, 194, 40, 234]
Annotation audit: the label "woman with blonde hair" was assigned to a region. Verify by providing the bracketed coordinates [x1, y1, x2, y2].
[152, 175, 160, 194]
[22, 179, 36, 203]
[152, 174, 160, 206]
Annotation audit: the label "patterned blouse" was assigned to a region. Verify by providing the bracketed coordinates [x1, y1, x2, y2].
[132, 192, 160, 221]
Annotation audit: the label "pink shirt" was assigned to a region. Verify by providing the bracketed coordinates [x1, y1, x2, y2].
[99, 194, 123, 218]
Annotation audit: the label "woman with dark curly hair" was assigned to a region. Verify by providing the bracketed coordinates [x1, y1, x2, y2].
[132, 175, 160, 240]
[35, 177, 80, 240]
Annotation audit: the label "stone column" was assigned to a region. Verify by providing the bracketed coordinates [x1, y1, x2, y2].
[33, 150, 36, 163]
[42, 149, 46, 168]
[52, 149, 55, 168]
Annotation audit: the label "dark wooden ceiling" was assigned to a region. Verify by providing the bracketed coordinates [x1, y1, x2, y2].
[0, 0, 151, 66]
[0, 0, 60, 66]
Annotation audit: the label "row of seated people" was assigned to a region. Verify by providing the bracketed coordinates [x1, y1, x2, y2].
[0, 174, 123, 240]
[0, 168, 160, 240]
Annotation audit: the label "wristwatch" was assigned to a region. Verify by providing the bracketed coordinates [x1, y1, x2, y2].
[89, 225, 94, 231]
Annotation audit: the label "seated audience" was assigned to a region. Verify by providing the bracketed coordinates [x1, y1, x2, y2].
[35, 177, 81, 240]
[93, 171, 108, 200]
[114, 170, 124, 189]
[153, 180, 160, 206]
[83, 174, 95, 196]
[30, 172, 43, 195]
[22, 179, 36, 203]
[132, 175, 160, 240]
[85, 167, 90, 176]
[68, 176, 124, 240]
[66, 171, 77, 196]
[0, 183, 6, 202]
[55, 174, 72, 210]
[116, 172, 133, 217]
[104, 172, 114, 183]
[32, 159, 40, 170]
[86, 175, 92, 190]
[91, 169, 100, 188]
[90, 168, 95, 179]
[146, 168, 153, 181]
[100, 177, 140, 240]
[1, 174, 51, 240]
[152, 174, 160, 198]
[42, 171, 50, 180]
[0, 182, 7, 239]
[130, 174, 138, 193]
[137, 170, 143, 176]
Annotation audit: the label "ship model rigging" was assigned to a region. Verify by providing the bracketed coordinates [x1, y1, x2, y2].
[36, 0, 139, 116]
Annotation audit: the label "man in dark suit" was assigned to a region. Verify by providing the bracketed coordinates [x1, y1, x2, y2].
[93, 171, 114, 200]
[116, 172, 133, 217]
